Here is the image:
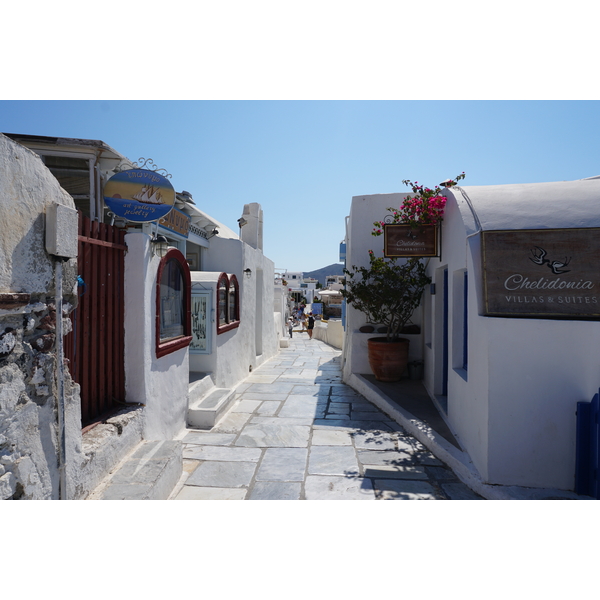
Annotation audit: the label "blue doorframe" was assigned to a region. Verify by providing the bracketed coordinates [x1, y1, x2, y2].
[442, 268, 449, 397]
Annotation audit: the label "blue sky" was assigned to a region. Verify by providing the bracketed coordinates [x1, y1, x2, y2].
[2, 100, 599, 272]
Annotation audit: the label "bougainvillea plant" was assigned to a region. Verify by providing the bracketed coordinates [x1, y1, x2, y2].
[372, 172, 466, 236]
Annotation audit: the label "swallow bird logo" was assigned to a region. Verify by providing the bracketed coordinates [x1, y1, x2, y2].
[529, 246, 571, 274]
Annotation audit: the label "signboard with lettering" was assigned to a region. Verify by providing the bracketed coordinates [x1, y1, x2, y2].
[481, 228, 600, 318]
[159, 206, 190, 238]
[104, 169, 175, 223]
[384, 224, 438, 258]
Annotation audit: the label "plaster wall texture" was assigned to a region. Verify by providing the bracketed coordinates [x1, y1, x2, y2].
[422, 179, 600, 490]
[124, 233, 189, 441]
[342, 192, 425, 382]
[0, 133, 80, 499]
[0, 133, 75, 293]
[313, 320, 344, 349]
[189, 229, 278, 390]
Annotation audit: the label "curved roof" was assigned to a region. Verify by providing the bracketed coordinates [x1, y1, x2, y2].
[447, 178, 600, 235]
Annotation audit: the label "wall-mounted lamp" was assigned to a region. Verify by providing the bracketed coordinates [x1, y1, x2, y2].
[238, 217, 248, 228]
[244, 268, 252, 279]
[151, 234, 169, 258]
[206, 226, 219, 239]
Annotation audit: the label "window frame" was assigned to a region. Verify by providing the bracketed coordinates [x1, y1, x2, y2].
[217, 272, 240, 334]
[155, 248, 192, 358]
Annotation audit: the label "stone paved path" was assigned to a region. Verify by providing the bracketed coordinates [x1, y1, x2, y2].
[170, 334, 483, 500]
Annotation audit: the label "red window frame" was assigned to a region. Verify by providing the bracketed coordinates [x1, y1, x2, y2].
[155, 248, 192, 358]
[217, 272, 240, 334]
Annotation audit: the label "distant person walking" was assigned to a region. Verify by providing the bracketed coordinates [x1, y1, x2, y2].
[288, 318, 294, 338]
[299, 313, 306, 333]
[307, 312, 315, 339]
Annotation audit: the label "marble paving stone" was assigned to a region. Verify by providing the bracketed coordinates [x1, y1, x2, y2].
[357, 450, 413, 466]
[182, 432, 237, 446]
[174, 486, 247, 500]
[330, 386, 360, 396]
[232, 400, 263, 413]
[213, 411, 252, 433]
[246, 383, 295, 394]
[311, 429, 353, 446]
[241, 393, 288, 402]
[279, 373, 319, 381]
[362, 465, 429, 480]
[182, 459, 200, 475]
[411, 452, 443, 466]
[312, 419, 394, 432]
[308, 445, 359, 476]
[373, 479, 438, 500]
[186, 461, 257, 488]
[183, 445, 262, 462]
[396, 437, 428, 453]
[278, 397, 326, 419]
[234, 423, 311, 447]
[352, 431, 398, 451]
[256, 401, 281, 416]
[329, 396, 354, 404]
[250, 416, 314, 426]
[327, 404, 350, 414]
[441, 483, 483, 500]
[233, 383, 252, 394]
[324, 413, 350, 420]
[290, 385, 330, 396]
[248, 481, 302, 500]
[245, 375, 279, 384]
[304, 475, 376, 500]
[255, 447, 308, 481]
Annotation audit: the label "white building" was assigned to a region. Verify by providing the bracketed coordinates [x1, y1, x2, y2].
[342, 177, 600, 492]
[0, 132, 279, 499]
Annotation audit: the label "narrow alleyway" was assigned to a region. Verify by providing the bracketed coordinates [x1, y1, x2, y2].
[170, 333, 483, 500]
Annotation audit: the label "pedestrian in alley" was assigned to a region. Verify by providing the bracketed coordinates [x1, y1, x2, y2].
[288, 317, 294, 338]
[307, 312, 315, 339]
[299, 312, 306, 333]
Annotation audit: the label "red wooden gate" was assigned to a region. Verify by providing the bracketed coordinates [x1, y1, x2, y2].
[64, 212, 127, 427]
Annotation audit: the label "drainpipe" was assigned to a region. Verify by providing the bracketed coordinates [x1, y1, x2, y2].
[46, 202, 78, 500]
[54, 258, 68, 499]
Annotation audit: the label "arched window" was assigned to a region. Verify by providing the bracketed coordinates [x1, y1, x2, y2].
[156, 248, 192, 358]
[217, 272, 240, 334]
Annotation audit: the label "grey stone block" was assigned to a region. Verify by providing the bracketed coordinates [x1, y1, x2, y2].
[304, 475, 375, 500]
[373, 479, 438, 500]
[256, 447, 308, 481]
[186, 461, 257, 488]
[248, 481, 302, 500]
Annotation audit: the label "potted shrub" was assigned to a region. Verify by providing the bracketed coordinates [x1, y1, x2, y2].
[343, 172, 465, 382]
[342, 251, 431, 381]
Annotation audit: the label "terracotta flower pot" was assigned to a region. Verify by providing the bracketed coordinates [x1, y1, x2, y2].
[367, 337, 410, 382]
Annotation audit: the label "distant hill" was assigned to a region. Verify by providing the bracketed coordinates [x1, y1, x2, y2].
[303, 263, 345, 286]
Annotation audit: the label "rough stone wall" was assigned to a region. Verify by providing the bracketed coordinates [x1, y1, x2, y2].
[0, 133, 78, 500]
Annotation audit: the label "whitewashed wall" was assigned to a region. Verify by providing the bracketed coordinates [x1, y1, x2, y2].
[124, 233, 189, 441]
[342, 193, 424, 382]
[424, 179, 600, 490]
[189, 219, 278, 390]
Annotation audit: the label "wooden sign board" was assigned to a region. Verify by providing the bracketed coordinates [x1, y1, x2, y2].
[384, 224, 438, 257]
[481, 228, 600, 318]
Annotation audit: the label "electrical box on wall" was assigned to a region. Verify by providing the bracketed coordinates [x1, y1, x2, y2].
[45, 203, 78, 259]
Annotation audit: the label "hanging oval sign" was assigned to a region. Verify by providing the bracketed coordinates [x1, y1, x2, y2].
[104, 168, 175, 223]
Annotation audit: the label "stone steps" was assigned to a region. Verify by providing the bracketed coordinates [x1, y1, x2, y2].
[87, 440, 183, 500]
[187, 378, 237, 429]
